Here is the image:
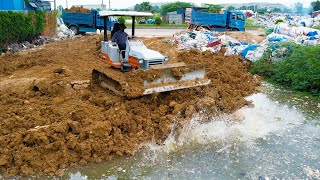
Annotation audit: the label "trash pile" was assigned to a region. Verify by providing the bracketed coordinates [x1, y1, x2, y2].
[250, 13, 320, 29]
[5, 36, 54, 54]
[172, 30, 222, 53]
[56, 17, 75, 39]
[172, 23, 320, 62]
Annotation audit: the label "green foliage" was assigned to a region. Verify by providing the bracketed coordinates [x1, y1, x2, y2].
[154, 17, 162, 25]
[257, 8, 267, 14]
[203, 4, 223, 13]
[153, 5, 160, 13]
[250, 50, 274, 78]
[251, 44, 320, 95]
[161, 1, 193, 13]
[245, 19, 264, 28]
[0, 11, 46, 50]
[275, 19, 284, 24]
[227, 6, 236, 10]
[134, 2, 153, 12]
[118, 17, 125, 24]
[311, 0, 320, 11]
[272, 8, 282, 13]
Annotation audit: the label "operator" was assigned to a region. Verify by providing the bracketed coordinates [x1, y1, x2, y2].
[111, 23, 120, 38]
[112, 23, 128, 59]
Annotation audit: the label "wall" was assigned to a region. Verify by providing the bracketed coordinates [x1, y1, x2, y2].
[0, 0, 34, 11]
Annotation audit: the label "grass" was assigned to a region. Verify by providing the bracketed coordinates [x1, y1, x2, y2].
[250, 44, 320, 96]
[314, 25, 320, 30]
[245, 19, 264, 29]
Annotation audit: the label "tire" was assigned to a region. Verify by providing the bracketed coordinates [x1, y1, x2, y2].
[69, 25, 79, 35]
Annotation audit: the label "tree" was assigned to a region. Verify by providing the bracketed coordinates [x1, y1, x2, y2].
[161, 2, 193, 13]
[57, 5, 63, 12]
[272, 8, 282, 12]
[118, 17, 125, 24]
[227, 6, 236, 10]
[311, 0, 320, 11]
[153, 5, 160, 13]
[294, 2, 304, 14]
[134, 2, 153, 12]
[204, 4, 223, 13]
[282, 7, 292, 13]
[257, 8, 267, 14]
[155, 17, 162, 25]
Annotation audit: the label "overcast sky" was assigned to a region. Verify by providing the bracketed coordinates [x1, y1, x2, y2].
[54, 0, 313, 9]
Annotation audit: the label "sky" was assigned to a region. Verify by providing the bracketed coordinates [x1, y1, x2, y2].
[54, 0, 314, 9]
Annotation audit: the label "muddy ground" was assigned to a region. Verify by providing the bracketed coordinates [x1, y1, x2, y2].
[0, 34, 260, 176]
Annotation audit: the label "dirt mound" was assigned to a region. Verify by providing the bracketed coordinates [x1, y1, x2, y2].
[224, 31, 265, 43]
[65, 6, 91, 13]
[0, 35, 259, 176]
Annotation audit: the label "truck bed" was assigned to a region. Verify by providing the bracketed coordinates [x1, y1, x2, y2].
[62, 10, 95, 26]
[191, 10, 227, 27]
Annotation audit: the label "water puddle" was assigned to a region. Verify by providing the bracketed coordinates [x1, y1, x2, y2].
[55, 83, 320, 179]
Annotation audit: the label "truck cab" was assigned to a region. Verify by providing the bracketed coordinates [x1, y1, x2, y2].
[227, 11, 246, 31]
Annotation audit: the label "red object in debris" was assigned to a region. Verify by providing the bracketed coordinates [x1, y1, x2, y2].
[246, 12, 252, 18]
[207, 39, 221, 47]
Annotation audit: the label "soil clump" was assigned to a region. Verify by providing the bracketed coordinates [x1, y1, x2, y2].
[0, 35, 259, 176]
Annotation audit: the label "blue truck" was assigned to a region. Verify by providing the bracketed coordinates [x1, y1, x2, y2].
[62, 9, 116, 34]
[187, 8, 246, 31]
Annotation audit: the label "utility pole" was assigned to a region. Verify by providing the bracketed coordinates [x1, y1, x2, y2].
[66, 0, 68, 9]
[54, 0, 56, 11]
[109, 0, 111, 10]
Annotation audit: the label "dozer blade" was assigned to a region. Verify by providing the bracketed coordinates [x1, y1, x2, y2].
[92, 63, 211, 98]
[143, 68, 211, 95]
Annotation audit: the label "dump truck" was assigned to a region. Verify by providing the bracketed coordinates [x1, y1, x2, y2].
[92, 11, 211, 98]
[186, 8, 246, 31]
[62, 9, 117, 35]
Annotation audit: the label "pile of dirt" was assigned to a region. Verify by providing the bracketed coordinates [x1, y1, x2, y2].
[0, 35, 259, 177]
[224, 31, 266, 43]
[65, 6, 91, 13]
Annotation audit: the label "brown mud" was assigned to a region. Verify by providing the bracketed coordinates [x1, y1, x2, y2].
[64, 6, 91, 13]
[0, 35, 259, 176]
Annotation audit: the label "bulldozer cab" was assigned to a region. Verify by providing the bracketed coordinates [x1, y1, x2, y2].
[93, 11, 211, 98]
[98, 11, 154, 41]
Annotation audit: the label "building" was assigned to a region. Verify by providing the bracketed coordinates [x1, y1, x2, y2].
[312, 10, 320, 18]
[0, 0, 51, 11]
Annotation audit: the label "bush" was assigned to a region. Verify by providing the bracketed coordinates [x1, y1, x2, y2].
[0, 11, 46, 50]
[155, 17, 162, 25]
[118, 17, 125, 24]
[250, 44, 320, 95]
[275, 19, 284, 24]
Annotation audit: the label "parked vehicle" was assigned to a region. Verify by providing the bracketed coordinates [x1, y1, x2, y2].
[62, 9, 116, 34]
[186, 8, 246, 31]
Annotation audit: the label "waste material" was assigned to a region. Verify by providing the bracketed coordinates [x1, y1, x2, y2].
[56, 17, 75, 39]
[172, 21, 320, 62]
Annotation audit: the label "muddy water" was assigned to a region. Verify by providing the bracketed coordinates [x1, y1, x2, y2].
[58, 83, 320, 179]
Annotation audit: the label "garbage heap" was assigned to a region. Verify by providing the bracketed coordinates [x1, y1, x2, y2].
[56, 17, 75, 39]
[172, 23, 320, 62]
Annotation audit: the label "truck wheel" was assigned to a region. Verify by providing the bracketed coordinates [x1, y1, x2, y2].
[69, 26, 79, 35]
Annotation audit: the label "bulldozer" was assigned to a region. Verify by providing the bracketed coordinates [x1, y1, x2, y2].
[92, 11, 211, 98]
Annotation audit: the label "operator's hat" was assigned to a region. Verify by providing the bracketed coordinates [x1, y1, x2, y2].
[119, 23, 127, 29]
